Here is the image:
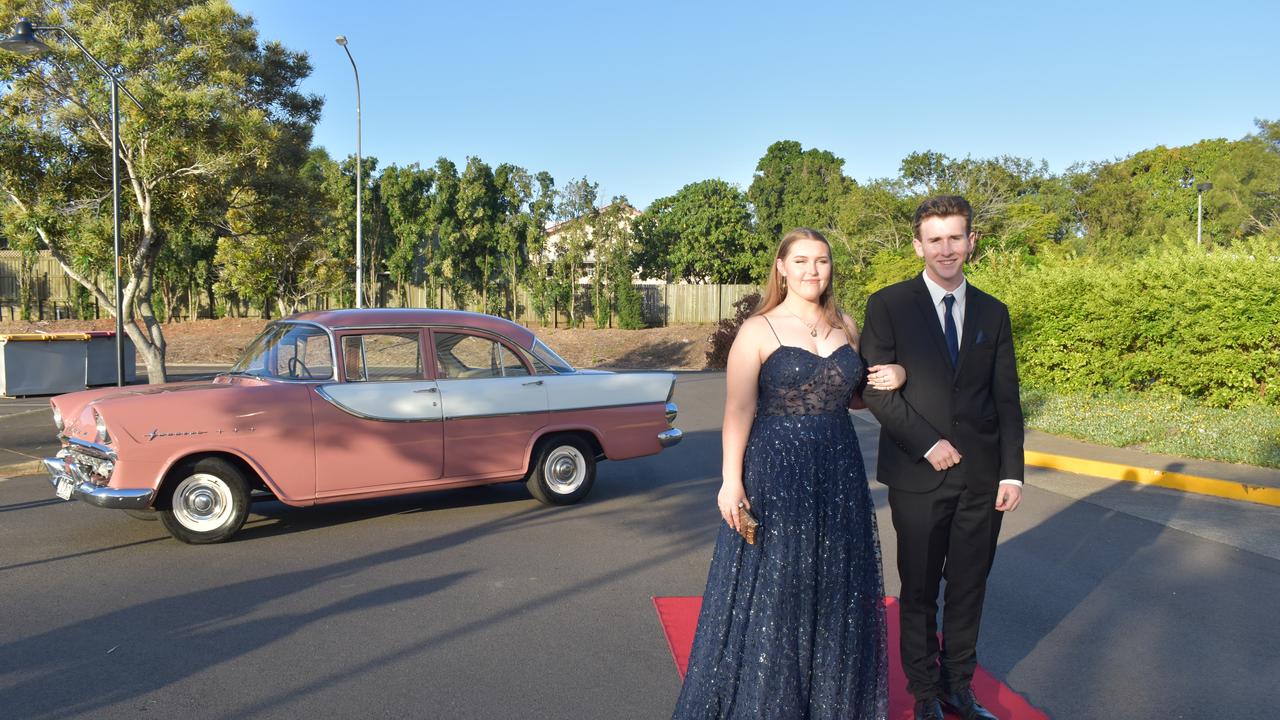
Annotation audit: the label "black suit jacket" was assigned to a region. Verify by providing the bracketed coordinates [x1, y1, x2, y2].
[860, 275, 1024, 494]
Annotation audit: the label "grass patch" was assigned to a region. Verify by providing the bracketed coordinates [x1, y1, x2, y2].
[1022, 388, 1280, 470]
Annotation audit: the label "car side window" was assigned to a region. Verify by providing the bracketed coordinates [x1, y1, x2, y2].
[341, 333, 423, 382]
[433, 332, 529, 379]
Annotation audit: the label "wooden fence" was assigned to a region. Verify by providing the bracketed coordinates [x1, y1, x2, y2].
[0, 250, 759, 326]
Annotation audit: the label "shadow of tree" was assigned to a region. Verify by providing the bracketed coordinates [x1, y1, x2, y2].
[609, 340, 704, 370]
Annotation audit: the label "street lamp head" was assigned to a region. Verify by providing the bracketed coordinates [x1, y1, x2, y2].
[1196, 182, 1214, 192]
[0, 17, 52, 56]
[335, 35, 347, 47]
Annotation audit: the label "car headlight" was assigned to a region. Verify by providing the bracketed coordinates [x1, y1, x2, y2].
[51, 403, 63, 432]
[94, 409, 111, 444]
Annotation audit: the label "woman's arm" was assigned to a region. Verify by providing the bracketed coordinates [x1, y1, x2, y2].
[720, 317, 765, 533]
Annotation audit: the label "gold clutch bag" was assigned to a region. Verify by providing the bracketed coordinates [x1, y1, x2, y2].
[737, 506, 760, 545]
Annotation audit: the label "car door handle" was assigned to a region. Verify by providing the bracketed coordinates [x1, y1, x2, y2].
[414, 387, 439, 393]
[522, 380, 544, 386]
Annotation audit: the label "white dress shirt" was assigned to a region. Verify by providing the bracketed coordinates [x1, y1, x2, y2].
[919, 272, 1022, 487]
[920, 271, 966, 346]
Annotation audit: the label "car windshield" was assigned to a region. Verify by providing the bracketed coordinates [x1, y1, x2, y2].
[229, 323, 335, 380]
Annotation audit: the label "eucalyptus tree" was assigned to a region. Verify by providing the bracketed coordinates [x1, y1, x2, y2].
[553, 176, 598, 327]
[0, 0, 321, 382]
[588, 196, 637, 328]
[426, 157, 463, 307]
[379, 162, 435, 306]
[457, 157, 500, 312]
[523, 170, 556, 321]
[494, 162, 533, 318]
[214, 147, 345, 317]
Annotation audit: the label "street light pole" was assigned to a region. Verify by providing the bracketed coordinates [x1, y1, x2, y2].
[1, 18, 144, 386]
[1196, 182, 1213, 246]
[335, 35, 363, 308]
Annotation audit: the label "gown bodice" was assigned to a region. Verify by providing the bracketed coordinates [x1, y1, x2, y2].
[755, 344, 867, 417]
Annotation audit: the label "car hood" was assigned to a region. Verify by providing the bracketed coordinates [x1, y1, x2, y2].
[52, 376, 273, 447]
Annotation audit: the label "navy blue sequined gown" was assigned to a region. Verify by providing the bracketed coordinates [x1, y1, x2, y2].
[673, 343, 888, 720]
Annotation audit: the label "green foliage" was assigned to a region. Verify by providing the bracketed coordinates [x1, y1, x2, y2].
[0, 0, 321, 380]
[216, 147, 345, 316]
[615, 278, 646, 329]
[379, 162, 436, 306]
[1022, 388, 1280, 469]
[971, 248, 1280, 408]
[704, 292, 761, 370]
[634, 179, 760, 283]
[830, 247, 919, 324]
[747, 141, 852, 240]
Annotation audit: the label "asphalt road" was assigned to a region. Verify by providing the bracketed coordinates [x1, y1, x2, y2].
[1, 372, 1277, 719]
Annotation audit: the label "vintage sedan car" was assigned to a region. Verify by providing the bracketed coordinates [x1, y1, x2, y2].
[42, 309, 682, 544]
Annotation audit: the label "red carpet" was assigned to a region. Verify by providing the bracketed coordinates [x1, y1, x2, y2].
[653, 596, 1049, 719]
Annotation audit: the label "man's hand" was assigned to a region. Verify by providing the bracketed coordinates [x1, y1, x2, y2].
[995, 484, 1022, 512]
[924, 440, 962, 471]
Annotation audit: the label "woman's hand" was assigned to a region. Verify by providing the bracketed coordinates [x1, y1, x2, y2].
[866, 363, 906, 391]
[718, 480, 750, 534]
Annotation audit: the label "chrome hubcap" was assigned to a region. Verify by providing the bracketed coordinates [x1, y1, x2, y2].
[172, 473, 234, 531]
[544, 446, 586, 494]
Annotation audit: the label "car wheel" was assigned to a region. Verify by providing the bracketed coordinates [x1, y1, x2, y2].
[158, 457, 250, 544]
[123, 509, 159, 521]
[526, 435, 596, 505]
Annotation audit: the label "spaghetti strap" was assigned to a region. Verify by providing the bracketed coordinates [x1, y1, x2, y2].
[762, 316, 783, 347]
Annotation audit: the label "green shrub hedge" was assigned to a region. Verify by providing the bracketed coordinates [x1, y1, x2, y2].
[970, 247, 1280, 408]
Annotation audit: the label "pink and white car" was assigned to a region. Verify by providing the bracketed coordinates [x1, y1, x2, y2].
[42, 309, 682, 543]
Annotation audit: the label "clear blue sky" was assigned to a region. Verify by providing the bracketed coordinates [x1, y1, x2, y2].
[237, 0, 1279, 210]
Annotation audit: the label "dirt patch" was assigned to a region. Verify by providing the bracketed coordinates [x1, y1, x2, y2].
[0, 318, 715, 370]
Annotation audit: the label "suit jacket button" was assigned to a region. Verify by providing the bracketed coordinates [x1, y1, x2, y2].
[953, 386, 960, 392]
[952, 420, 959, 427]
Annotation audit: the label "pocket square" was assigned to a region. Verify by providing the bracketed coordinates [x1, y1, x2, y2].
[974, 329, 989, 346]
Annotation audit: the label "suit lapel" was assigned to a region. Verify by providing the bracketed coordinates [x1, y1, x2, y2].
[954, 283, 983, 377]
[910, 276, 954, 373]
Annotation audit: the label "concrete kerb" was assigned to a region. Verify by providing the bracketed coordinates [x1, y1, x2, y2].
[0, 459, 44, 480]
[1025, 451, 1280, 508]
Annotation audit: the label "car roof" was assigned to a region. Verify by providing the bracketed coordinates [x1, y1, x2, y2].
[286, 308, 537, 348]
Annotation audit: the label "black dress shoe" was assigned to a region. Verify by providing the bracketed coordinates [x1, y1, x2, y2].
[940, 685, 999, 720]
[913, 698, 945, 720]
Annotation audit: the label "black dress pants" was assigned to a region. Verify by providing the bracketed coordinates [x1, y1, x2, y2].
[888, 465, 1004, 700]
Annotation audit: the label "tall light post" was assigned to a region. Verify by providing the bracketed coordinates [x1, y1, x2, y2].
[335, 35, 363, 308]
[1, 17, 144, 386]
[1196, 182, 1213, 246]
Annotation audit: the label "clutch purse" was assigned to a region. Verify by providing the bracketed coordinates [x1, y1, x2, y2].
[737, 506, 760, 545]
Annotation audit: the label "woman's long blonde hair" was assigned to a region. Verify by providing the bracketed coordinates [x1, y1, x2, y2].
[753, 228, 857, 345]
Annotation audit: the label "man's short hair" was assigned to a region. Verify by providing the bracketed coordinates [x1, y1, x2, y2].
[913, 195, 973, 238]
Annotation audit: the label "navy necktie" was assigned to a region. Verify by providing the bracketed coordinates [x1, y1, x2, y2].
[943, 294, 959, 368]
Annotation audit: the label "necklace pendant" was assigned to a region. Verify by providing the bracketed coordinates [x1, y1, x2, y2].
[809, 328, 818, 337]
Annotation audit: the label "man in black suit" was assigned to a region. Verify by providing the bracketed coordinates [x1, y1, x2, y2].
[861, 195, 1024, 720]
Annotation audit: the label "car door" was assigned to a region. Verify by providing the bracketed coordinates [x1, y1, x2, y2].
[431, 330, 548, 479]
[311, 329, 445, 497]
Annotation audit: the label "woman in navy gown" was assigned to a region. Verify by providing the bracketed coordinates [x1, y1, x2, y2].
[673, 228, 901, 720]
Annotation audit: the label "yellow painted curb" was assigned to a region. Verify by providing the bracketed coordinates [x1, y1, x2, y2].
[1025, 450, 1280, 508]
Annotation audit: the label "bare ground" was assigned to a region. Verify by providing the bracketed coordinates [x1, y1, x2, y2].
[0, 318, 715, 370]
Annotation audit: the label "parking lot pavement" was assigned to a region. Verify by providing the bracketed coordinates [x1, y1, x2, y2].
[1, 372, 1277, 719]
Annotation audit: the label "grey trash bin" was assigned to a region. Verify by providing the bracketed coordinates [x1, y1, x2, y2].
[86, 331, 137, 386]
[0, 333, 90, 396]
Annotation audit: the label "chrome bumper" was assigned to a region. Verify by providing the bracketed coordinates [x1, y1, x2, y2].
[657, 428, 684, 448]
[42, 457, 154, 510]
